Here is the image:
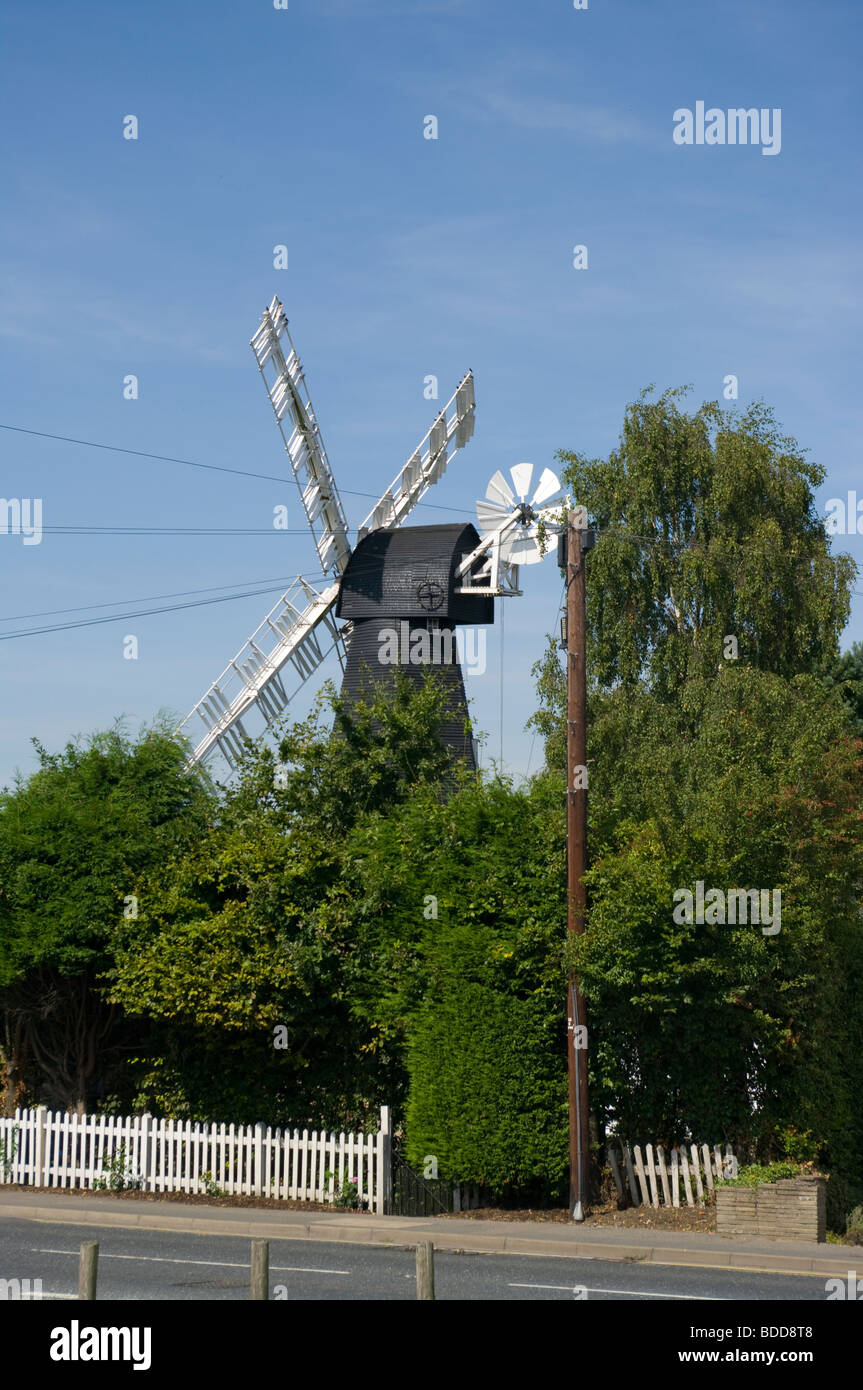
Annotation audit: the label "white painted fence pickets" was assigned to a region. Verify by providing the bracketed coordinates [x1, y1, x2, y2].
[607, 1140, 735, 1208]
[0, 1105, 393, 1215]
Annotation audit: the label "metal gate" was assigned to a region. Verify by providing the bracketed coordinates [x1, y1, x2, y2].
[391, 1155, 455, 1216]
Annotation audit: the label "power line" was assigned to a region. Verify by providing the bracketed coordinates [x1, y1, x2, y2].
[0, 423, 289, 485]
[13, 523, 844, 547]
[0, 423, 475, 515]
[0, 575, 299, 624]
[34, 526, 318, 535]
[0, 581, 315, 642]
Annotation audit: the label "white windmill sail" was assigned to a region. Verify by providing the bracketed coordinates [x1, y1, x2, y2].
[251, 296, 351, 577]
[356, 371, 475, 539]
[177, 576, 344, 768]
[178, 305, 477, 769]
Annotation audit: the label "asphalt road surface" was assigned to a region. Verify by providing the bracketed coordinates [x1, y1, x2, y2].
[0, 1217, 838, 1301]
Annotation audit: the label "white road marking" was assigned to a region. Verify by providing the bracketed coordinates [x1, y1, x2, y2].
[21, 1291, 74, 1300]
[32, 1248, 349, 1275]
[509, 1282, 723, 1300]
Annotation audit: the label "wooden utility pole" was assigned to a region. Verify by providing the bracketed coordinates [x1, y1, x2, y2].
[564, 510, 592, 1221]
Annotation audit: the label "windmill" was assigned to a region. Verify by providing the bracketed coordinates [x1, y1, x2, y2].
[177, 297, 566, 771]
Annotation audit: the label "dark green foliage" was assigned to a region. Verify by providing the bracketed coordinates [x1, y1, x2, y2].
[107, 673, 482, 1127]
[349, 770, 568, 1199]
[572, 668, 863, 1183]
[405, 976, 568, 1200]
[526, 390, 863, 1191]
[556, 387, 855, 699]
[820, 639, 863, 734]
[0, 721, 212, 988]
[338, 770, 565, 1043]
[105, 681, 570, 1186]
[824, 1177, 863, 1237]
[0, 722, 213, 1112]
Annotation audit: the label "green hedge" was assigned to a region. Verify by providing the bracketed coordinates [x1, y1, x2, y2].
[405, 977, 569, 1201]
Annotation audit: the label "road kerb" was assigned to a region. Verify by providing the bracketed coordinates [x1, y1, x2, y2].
[0, 1197, 855, 1277]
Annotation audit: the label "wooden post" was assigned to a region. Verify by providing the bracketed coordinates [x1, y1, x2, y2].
[250, 1239, 269, 1300]
[607, 1148, 624, 1201]
[376, 1105, 392, 1215]
[34, 1106, 47, 1188]
[565, 512, 593, 1220]
[671, 1147, 680, 1208]
[416, 1241, 435, 1300]
[645, 1143, 659, 1208]
[681, 1147, 695, 1206]
[78, 1242, 98, 1300]
[702, 1143, 715, 1195]
[253, 1123, 264, 1197]
[690, 1143, 705, 1203]
[656, 1145, 671, 1206]
[623, 1143, 640, 1205]
[633, 1145, 650, 1206]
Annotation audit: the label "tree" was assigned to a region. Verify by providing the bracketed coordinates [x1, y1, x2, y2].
[106, 675, 470, 1126]
[0, 723, 213, 1113]
[341, 771, 569, 1197]
[556, 387, 855, 699]
[342, 769, 565, 1050]
[527, 389, 863, 1187]
[106, 674, 572, 1165]
[820, 639, 863, 734]
[572, 668, 863, 1179]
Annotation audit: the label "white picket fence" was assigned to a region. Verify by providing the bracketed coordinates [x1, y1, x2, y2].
[607, 1140, 736, 1208]
[0, 1105, 393, 1215]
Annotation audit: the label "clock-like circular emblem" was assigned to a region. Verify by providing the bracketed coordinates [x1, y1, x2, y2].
[416, 580, 445, 611]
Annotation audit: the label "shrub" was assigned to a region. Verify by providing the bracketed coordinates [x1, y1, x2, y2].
[846, 1204, 863, 1245]
[404, 976, 568, 1202]
[718, 1161, 813, 1188]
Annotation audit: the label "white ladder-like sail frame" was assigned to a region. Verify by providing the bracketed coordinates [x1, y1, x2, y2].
[178, 303, 477, 770]
[356, 371, 476, 539]
[251, 297, 351, 577]
[178, 577, 344, 768]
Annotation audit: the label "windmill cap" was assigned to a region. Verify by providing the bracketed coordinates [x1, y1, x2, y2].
[337, 523, 494, 625]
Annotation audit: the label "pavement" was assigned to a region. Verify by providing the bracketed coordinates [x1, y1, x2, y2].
[0, 1187, 858, 1277]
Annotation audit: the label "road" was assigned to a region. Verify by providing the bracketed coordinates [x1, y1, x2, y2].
[0, 1217, 838, 1301]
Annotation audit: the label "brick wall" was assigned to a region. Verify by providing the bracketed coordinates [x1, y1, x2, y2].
[716, 1175, 826, 1242]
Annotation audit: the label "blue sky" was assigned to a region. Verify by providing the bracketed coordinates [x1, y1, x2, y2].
[1, 0, 861, 786]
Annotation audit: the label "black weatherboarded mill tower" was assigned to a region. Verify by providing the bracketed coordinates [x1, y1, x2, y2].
[336, 523, 494, 770]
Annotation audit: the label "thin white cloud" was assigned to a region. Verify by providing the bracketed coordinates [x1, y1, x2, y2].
[315, 0, 474, 14]
[0, 278, 237, 363]
[395, 44, 654, 145]
[472, 88, 652, 144]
